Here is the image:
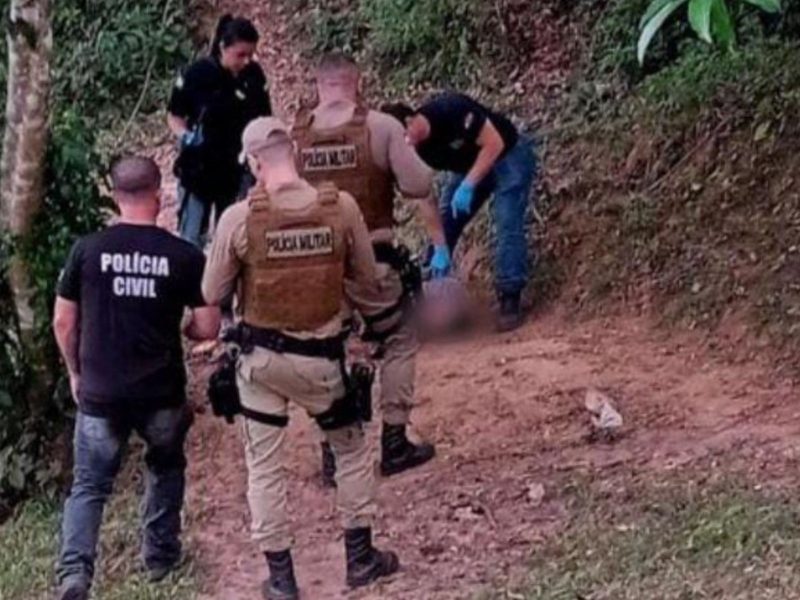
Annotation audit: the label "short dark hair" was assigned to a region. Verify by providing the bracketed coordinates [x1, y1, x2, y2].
[316, 51, 358, 74]
[381, 102, 416, 125]
[211, 14, 259, 59]
[110, 156, 161, 195]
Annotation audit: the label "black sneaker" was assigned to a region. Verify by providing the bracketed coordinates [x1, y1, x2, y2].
[380, 424, 435, 477]
[496, 292, 524, 332]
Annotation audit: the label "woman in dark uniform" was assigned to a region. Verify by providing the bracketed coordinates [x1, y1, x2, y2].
[168, 15, 272, 248]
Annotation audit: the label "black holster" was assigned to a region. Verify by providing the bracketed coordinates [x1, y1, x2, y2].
[348, 362, 375, 423]
[208, 351, 242, 424]
[373, 243, 422, 301]
[315, 361, 375, 431]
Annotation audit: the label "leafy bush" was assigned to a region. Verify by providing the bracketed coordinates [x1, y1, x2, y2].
[307, 3, 368, 54]
[358, 0, 478, 86]
[296, 0, 489, 89]
[638, 0, 783, 63]
[53, 0, 191, 132]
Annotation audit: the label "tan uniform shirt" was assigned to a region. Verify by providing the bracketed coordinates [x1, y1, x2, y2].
[202, 179, 377, 338]
[308, 99, 434, 242]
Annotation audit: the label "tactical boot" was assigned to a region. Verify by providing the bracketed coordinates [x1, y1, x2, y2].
[345, 527, 399, 588]
[262, 550, 299, 600]
[56, 574, 90, 600]
[496, 291, 524, 333]
[380, 424, 435, 476]
[320, 442, 337, 488]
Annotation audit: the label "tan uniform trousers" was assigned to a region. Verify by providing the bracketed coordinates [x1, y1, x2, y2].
[346, 262, 420, 426]
[237, 347, 376, 552]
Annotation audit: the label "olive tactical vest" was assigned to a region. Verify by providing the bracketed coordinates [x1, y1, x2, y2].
[293, 104, 395, 232]
[241, 182, 346, 331]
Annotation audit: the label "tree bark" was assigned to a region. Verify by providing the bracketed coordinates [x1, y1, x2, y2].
[0, 0, 53, 335]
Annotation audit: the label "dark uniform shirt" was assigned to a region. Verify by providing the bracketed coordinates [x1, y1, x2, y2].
[416, 92, 519, 174]
[168, 57, 272, 202]
[57, 224, 207, 417]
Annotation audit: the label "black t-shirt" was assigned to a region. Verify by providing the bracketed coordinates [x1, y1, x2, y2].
[416, 92, 519, 174]
[57, 224, 207, 417]
[168, 57, 272, 201]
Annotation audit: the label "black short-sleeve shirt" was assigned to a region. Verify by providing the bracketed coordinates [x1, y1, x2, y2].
[416, 92, 519, 174]
[57, 224, 207, 417]
[169, 57, 272, 201]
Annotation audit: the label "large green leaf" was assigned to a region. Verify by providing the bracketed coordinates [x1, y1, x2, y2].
[742, 0, 781, 13]
[710, 0, 736, 50]
[638, 0, 687, 64]
[688, 0, 714, 43]
[640, 0, 682, 27]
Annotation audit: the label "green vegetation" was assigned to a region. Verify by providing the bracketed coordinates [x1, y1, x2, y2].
[483, 479, 800, 599]
[0, 473, 198, 600]
[546, 0, 800, 360]
[0, 0, 191, 509]
[287, 0, 537, 91]
[638, 0, 782, 63]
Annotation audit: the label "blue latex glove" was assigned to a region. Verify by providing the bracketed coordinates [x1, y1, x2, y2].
[452, 180, 476, 219]
[430, 245, 452, 279]
[179, 127, 203, 150]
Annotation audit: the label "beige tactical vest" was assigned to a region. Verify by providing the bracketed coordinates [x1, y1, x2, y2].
[241, 182, 346, 331]
[293, 104, 395, 232]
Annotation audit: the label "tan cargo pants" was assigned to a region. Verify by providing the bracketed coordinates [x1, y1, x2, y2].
[346, 262, 419, 426]
[237, 347, 376, 552]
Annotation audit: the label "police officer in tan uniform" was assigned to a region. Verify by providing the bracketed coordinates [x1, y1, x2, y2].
[202, 117, 398, 599]
[293, 52, 451, 483]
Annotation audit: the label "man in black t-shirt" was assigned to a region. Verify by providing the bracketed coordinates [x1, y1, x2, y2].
[384, 93, 538, 332]
[52, 157, 220, 600]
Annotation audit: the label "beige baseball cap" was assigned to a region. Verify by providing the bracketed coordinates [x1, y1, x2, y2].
[240, 117, 291, 160]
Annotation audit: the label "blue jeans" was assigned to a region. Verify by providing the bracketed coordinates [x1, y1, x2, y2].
[440, 135, 537, 295]
[57, 406, 193, 584]
[177, 187, 210, 249]
[178, 174, 255, 249]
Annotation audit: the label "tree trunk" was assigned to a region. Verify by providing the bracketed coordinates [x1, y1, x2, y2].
[0, 0, 53, 335]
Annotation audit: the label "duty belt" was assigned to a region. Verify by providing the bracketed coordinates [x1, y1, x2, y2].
[227, 324, 347, 360]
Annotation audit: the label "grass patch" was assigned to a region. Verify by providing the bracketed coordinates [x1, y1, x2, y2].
[0, 458, 199, 600]
[485, 478, 800, 599]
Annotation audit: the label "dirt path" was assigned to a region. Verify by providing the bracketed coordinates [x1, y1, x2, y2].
[167, 3, 800, 598]
[183, 312, 799, 600]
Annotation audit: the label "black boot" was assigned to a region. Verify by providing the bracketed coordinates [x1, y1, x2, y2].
[262, 550, 299, 600]
[380, 424, 435, 477]
[320, 442, 337, 488]
[496, 291, 524, 332]
[345, 527, 399, 588]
